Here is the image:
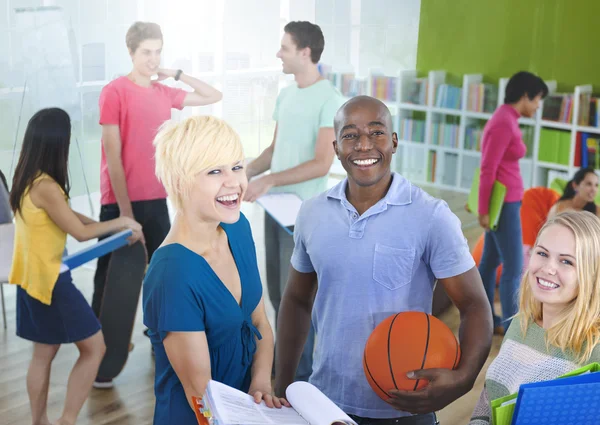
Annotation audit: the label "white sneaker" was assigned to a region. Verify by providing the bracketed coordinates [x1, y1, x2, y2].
[93, 378, 113, 389]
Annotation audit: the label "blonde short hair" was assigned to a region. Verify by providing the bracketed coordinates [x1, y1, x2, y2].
[519, 210, 600, 364]
[126, 21, 163, 53]
[153, 115, 244, 211]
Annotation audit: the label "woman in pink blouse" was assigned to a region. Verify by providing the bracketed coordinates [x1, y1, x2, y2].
[478, 71, 548, 335]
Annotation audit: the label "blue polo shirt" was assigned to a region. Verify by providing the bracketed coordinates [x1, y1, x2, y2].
[291, 172, 475, 419]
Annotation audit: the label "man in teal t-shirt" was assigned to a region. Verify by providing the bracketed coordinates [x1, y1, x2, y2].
[244, 21, 344, 381]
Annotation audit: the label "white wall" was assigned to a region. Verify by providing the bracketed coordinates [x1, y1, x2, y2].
[288, 0, 421, 77]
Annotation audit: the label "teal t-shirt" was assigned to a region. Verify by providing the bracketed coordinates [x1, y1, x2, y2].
[270, 79, 345, 201]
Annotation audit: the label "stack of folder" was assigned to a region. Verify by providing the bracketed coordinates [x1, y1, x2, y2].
[491, 362, 600, 425]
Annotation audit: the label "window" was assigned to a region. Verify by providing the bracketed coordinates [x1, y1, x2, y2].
[0, 0, 421, 198]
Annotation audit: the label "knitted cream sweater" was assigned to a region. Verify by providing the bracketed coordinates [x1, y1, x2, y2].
[469, 316, 600, 425]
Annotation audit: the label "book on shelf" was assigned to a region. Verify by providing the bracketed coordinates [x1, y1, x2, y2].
[326, 72, 367, 97]
[580, 133, 599, 169]
[400, 118, 425, 142]
[431, 121, 459, 148]
[521, 125, 535, 154]
[464, 125, 484, 151]
[434, 84, 461, 109]
[538, 129, 570, 166]
[370, 75, 396, 102]
[542, 94, 573, 123]
[467, 82, 497, 113]
[427, 150, 437, 183]
[407, 77, 428, 105]
[319, 64, 332, 79]
[577, 92, 600, 127]
[343, 76, 367, 97]
[464, 118, 532, 153]
[192, 380, 357, 425]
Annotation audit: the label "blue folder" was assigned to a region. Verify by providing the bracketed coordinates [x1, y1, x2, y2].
[512, 371, 600, 425]
[60, 229, 132, 273]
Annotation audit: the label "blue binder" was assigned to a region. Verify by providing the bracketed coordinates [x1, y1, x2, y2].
[60, 229, 133, 273]
[512, 371, 600, 425]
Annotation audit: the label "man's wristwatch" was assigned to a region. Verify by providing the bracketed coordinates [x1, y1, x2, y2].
[174, 69, 183, 81]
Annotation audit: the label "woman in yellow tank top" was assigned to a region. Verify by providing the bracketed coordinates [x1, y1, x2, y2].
[9, 108, 142, 425]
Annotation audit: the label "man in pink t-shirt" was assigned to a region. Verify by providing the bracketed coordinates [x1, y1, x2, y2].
[93, 21, 222, 388]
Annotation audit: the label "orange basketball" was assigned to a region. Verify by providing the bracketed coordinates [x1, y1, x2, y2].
[363, 311, 460, 400]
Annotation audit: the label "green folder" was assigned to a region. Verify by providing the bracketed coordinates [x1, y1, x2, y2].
[467, 167, 507, 231]
[490, 362, 600, 425]
[491, 393, 517, 425]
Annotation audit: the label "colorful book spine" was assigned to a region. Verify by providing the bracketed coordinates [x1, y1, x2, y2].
[400, 118, 425, 143]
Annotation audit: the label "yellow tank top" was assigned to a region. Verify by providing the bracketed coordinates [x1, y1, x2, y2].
[9, 173, 67, 305]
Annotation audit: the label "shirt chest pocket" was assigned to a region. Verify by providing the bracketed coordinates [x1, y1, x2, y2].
[373, 243, 416, 290]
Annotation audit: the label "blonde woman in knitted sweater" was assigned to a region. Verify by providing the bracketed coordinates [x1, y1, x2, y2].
[470, 210, 600, 425]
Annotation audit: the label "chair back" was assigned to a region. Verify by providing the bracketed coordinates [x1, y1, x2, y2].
[0, 223, 15, 283]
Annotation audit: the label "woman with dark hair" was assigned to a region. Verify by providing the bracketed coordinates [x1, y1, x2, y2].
[9, 108, 142, 425]
[478, 71, 548, 335]
[548, 167, 599, 217]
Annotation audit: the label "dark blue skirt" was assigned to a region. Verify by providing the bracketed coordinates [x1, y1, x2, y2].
[16, 270, 101, 344]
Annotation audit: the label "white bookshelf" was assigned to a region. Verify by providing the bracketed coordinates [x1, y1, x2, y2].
[326, 68, 599, 193]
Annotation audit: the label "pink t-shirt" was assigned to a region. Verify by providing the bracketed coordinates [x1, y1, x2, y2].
[98, 76, 187, 205]
[478, 104, 527, 215]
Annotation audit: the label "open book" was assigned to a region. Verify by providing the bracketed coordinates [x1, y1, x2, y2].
[193, 380, 357, 425]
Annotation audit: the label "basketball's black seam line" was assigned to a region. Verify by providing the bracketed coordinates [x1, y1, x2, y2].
[364, 351, 391, 399]
[413, 312, 431, 391]
[452, 334, 459, 370]
[388, 313, 400, 390]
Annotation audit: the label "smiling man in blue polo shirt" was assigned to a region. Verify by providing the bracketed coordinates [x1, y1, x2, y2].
[274, 96, 493, 425]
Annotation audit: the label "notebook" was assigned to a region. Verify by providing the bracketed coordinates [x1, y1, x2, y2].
[467, 167, 507, 231]
[491, 362, 600, 425]
[192, 380, 357, 425]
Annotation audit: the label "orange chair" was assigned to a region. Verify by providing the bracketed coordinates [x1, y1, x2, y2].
[471, 187, 560, 284]
[520, 187, 560, 247]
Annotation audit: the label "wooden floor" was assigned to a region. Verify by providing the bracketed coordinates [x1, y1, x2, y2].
[0, 184, 502, 425]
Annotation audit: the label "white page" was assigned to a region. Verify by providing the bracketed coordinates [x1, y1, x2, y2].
[500, 398, 517, 407]
[207, 380, 308, 425]
[286, 381, 357, 425]
[256, 193, 303, 228]
[255, 402, 310, 425]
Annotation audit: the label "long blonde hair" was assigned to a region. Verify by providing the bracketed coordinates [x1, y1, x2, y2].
[519, 210, 600, 364]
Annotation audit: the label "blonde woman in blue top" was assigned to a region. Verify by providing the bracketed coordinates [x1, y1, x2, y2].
[143, 115, 289, 424]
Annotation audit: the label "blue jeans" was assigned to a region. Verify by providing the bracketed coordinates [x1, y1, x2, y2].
[478, 201, 523, 331]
